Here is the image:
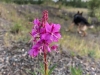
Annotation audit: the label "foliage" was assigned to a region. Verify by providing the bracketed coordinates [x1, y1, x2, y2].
[27, 63, 56, 75]
[10, 23, 22, 34]
[88, 50, 96, 58]
[70, 66, 82, 75]
[1, 0, 88, 8]
[0, 0, 45, 4]
[70, 51, 76, 57]
[59, 35, 100, 59]
[88, 0, 100, 17]
[57, 0, 88, 8]
[94, 7, 100, 21]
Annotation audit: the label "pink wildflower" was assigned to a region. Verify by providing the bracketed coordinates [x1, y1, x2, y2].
[28, 10, 61, 57]
[51, 45, 58, 51]
[37, 38, 51, 52]
[31, 19, 40, 37]
[28, 45, 40, 57]
[43, 23, 61, 42]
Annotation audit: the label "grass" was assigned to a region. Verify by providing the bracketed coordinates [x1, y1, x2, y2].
[1, 2, 100, 59]
[10, 23, 23, 34]
[4, 32, 12, 47]
[63, 7, 88, 14]
[70, 66, 82, 75]
[59, 34, 100, 59]
[88, 49, 96, 58]
[0, 3, 33, 44]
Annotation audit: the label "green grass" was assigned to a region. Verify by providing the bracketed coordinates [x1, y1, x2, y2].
[10, 23, 23, 34]
[1, 2, 100, 59]
[59, 35, 100, 59]
[88, 49, 96, 58]
[70, 66, 82, 75]
[0, 3, 32, 44]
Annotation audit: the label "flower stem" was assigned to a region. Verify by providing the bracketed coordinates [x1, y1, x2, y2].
[44, 50, 48, 75]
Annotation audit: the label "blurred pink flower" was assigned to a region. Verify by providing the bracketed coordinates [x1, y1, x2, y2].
[28, 10, 61, 57]
[28, 45, 40, 57]
[37, 38, 51, 52]
[51, 45, 58, 51]
[31, 19, 40, 37]
[33, 18, 40, 26]
[43, 23, 61, 42]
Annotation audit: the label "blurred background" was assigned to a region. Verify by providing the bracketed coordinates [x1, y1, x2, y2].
[0, 0, 100, 75]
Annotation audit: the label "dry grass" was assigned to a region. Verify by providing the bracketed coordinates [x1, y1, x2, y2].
[64, 7, 88, 13]
[0, 3, 32, 45]
[1, 2, 100, 59]
[59, 35, 100, 59]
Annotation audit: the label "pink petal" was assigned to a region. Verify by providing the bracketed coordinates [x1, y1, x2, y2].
[28, 49, 34, 57]
[31, 29, 37, 36]
[41, 33, 51, 40]
[33, 49, 39, 57]
[47, 46, 51, 52]
[40, 27, 46, 34]
[50, 32, 61, 42]
[29, 45, 40, 57]
[55, 32, 61, 39]
[53, 24, 61, 32]
[33, 18, 40, 26]
[51, 35, 58, 42]
[45, 21, 50, 26]
[45, 22, 51, 32]
[51, 45, 58, 51]
[35, 41, 42, 47]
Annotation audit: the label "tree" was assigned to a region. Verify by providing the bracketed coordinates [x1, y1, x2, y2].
[88, 0, 100, 17]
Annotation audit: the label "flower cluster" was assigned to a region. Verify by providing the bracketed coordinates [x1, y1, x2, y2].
[29, 10, 61, 57]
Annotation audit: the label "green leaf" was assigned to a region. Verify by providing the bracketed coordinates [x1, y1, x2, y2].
[70, 67, 77, 75]
[26, 69, 37, 75]
[77, 67, 82, 75]
[70, 66, 82, 75]
[39, 62, 45, 75]
[48, 64, 57, 75]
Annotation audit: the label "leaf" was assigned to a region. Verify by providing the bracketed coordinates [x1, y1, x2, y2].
[38, 62, 45, 75]
[70, 66, 82, 75]
[48, 64, 57, 75]
[26, 69, 37, 75]
[70, 67, 77, 75]
[77, 67, 82, 75]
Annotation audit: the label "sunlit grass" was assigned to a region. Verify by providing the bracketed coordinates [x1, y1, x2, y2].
[0, 3, 32, 44]
[70, 66, 82, 75]
[1, 2, 100, 59]
[59, 34, 100, 59]
[65, 7, 88, 13]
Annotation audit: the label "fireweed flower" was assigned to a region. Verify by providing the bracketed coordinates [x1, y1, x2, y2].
[51, 45, 58, 51]
[42, 23, 61, 42]
[37, 38, 51, 52]
[28, 44, 40, 57]
[29, 10, 61, 57]
[28, 10, 61, 75]
[31, 19, 40, 38]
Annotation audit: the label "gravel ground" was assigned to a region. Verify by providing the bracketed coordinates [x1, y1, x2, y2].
[0, 41, 100, 75]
